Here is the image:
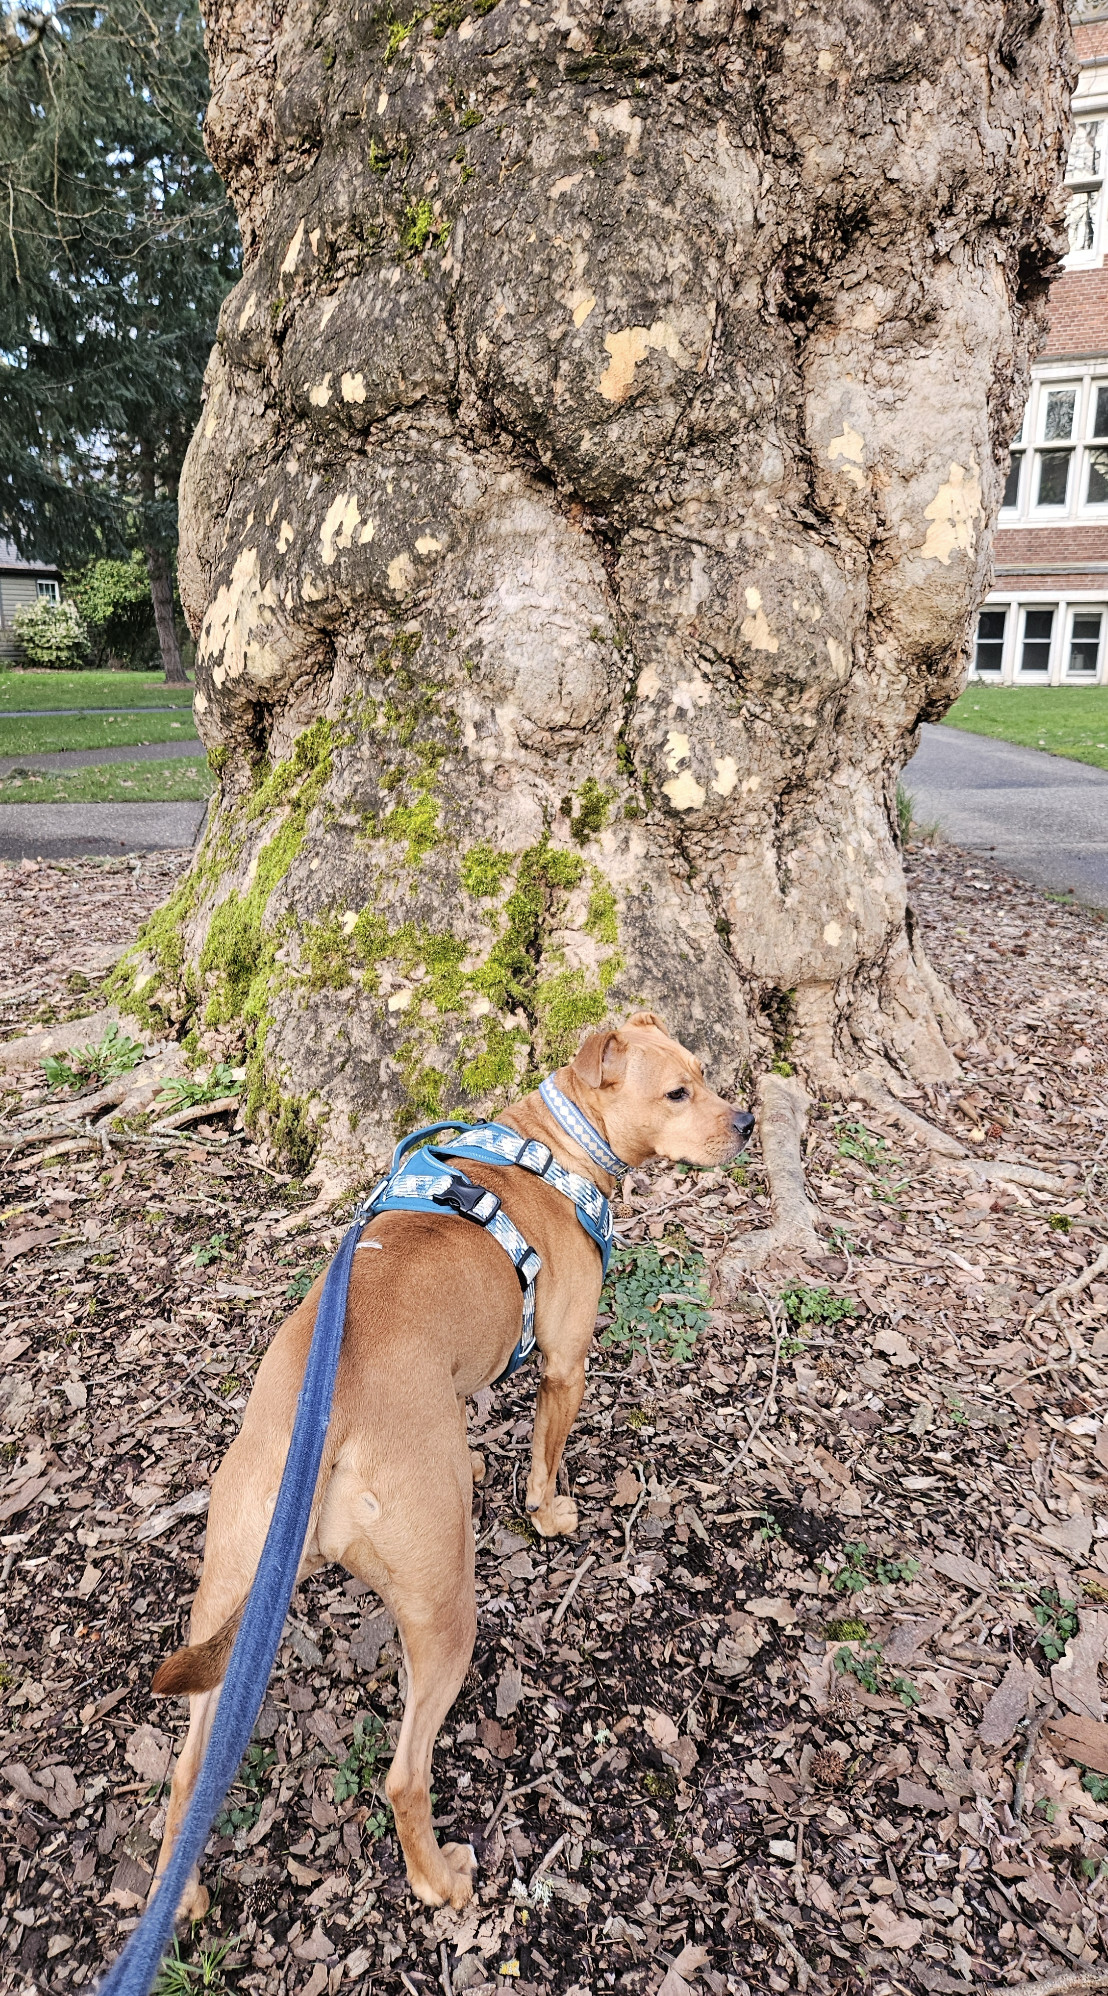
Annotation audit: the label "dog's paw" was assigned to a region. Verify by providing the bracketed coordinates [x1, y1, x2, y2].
[529, 1492, 578, 1538]
[151, 1867, 209, 1924]
[468, 1450, 486, 1485]
[409, 1841, 477, 1909]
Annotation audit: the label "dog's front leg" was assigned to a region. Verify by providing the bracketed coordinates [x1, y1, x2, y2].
[525, 1322, 590, 1535]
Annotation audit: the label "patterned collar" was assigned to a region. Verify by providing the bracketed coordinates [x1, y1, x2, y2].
[538, 1076, 628, 1178]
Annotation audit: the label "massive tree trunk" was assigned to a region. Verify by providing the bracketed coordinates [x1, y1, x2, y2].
[122, 0, 1071, 1179]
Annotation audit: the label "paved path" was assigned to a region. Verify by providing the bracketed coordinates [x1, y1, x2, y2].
[0, 800, 207, 865]
[904, 724, 1108, 910]
[0, 739, 202, 778]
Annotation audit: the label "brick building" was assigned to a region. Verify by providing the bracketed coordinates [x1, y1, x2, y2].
[973, 1, 1108, 685]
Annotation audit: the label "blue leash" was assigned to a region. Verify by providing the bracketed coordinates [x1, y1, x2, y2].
[97, 1217, 362, 1996]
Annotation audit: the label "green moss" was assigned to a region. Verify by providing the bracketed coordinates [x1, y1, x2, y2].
[461, 1017, 525, 1098]
[534, 968, 609, 1068]
[207, 744, 231, 776]
[301, 913, 353, 991]
[400, 196, 435, 255]
[566, 776, 612, 846]
[584, 875, 618, 946]
[383, 791, 441, 864]
[461, 842, 514, 900]
[473, 841, 585, 1012]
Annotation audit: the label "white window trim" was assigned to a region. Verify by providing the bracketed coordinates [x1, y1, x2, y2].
[969, 592, 1108, 686]
[1062, 84, 1108, 270]
[35, 579, 60, 603]
[1000, 362, 1108, 527]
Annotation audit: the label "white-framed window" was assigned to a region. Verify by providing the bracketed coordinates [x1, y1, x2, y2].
[970, 596, 1108, 685]
[1000, 368, 1108, 524]
[974, 606, 1007, 674]
[1067, 605, 1104, 677]
[1064, 116, 1105, 263]
[36, 579, 60, 603]
[1017, 604, 1055, 676]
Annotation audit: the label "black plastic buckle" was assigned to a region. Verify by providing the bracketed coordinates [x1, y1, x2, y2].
[432, 1177, 501, 1224]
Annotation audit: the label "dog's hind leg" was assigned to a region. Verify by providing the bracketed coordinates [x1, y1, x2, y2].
[335, 1455, 478, 1909]
[385, 1575, 478, 1907]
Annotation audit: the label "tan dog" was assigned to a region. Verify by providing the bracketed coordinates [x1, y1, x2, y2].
[148, 1013, 750, 1916]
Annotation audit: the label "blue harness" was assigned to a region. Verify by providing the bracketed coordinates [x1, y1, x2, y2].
[98, 1081, 624, 1996]
[358, 1107, 617, 1380]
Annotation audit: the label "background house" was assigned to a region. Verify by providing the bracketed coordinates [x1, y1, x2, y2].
[0, 536, 63, 662]
[972, 0, 1108, 685]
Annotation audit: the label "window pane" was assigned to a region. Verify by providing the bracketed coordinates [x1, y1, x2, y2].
[1002, 452, 1023, 508]
[975, 608, 1006, 674]
[1092, 386, 1108, 437]
[1043, 389, 1077, 440]
[1087, 447, 1108, 505]
[1069, 612, 1102, 675]
[1066, 189, 1097, 253]
[1068, 120, 1102, 179]
[1020, 608, 1054, 675]
[1036, 451, 1071, 505]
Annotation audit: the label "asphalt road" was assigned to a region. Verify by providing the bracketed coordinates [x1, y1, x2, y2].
[0, 800, 208, 864]
[904, 724, 1108, 910]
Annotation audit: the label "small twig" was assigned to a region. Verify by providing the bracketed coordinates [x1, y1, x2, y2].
[619, 1479, 649, 1569]
[438, 1941, 452, 1996]
[1025, 1246, 1108, 1336]
[1014, 1696, 1057, 1823]
[551, 1554, 596, 1628]
[792, 1819, 805, 1903]
[747, 1883, 810, 1990]
[527, 1833, 566, 1897]
[731, 1284, 783, 1463]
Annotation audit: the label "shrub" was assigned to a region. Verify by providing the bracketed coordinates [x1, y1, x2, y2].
[68, 552, 157, 669]
[12, 597, 90, 669]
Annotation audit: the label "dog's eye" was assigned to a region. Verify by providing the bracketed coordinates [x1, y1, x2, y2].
[666, 1086, 690, 1103]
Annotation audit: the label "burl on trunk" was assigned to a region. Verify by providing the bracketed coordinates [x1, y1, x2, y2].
[118, 0, 1070, 1186]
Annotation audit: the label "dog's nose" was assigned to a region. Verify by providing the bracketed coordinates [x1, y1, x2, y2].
[731, 1109, 755, 1148]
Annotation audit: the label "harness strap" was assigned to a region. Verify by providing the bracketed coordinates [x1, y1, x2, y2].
[359, 1110, 615, 1383]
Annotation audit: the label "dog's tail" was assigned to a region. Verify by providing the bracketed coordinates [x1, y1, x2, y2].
[152, 1601, 245, 1696]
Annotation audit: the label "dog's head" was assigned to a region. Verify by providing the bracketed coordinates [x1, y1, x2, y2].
[565, 1012, 754, 1168]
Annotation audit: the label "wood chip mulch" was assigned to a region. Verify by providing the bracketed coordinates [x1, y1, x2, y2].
[0, 841, 1106, 1996]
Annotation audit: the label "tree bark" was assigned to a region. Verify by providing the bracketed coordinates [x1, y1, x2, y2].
[135, 0, 1071, 1177]
[144, 545, 188, 685]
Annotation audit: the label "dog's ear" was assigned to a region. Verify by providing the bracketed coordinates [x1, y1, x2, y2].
[571, 1028, 627, 1090]
[625, 1010, 667, 1034]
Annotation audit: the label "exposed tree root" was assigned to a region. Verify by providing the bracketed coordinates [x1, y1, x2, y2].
[847, 1069, 968, 1159]
[721, 1074, 822, 1276]
[816, 1064, 1068, 1195]
[1025, 1245, 1108, 1335]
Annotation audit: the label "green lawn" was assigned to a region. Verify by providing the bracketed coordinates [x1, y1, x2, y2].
[0, 710, 200, 756]
[0, 668, 194, 712]
[943, 685, 1108, 771]
[0, 757, 213, 804]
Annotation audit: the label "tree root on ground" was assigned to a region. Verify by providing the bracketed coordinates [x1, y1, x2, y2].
[720, 1073, 822, 1277]
[1025, 1244, 1108, 1335]
[822, 1067, 1069, 1195]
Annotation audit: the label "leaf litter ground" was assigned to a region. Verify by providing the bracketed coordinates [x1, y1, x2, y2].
[0, 844, 1107, 1996]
